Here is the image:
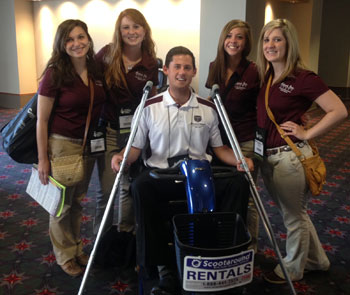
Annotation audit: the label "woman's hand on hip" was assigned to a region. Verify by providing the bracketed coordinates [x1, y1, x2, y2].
[280, 121, 307, 140]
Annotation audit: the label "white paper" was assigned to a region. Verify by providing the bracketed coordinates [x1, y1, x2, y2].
[26, 167, 66, 217]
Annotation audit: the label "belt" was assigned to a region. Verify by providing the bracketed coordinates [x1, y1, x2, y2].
[266, 141, 306, 157]
[50, 133, 83, 144]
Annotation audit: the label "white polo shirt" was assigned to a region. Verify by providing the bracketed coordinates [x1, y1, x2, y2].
[132, 89, 223, 168]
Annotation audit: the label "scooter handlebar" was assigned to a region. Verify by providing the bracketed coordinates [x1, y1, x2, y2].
[149, 166, 237, 180]
[149, 168, 186, 180]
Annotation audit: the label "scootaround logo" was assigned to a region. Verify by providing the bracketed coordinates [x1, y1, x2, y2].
[187, 252, 253, 270]
[191, 259, 202, 268]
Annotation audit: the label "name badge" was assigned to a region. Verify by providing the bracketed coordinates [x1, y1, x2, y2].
[89, 130, 106, 154]
[119, 115, 133, 129]
[90, 138, 106, 153]
[254, 127, 267, 159]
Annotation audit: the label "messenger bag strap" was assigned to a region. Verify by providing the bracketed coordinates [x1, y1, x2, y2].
[82, 79, 95, 150]
[264, 74, 304, 160]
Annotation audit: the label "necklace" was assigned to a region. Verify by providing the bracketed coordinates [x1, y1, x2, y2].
[123, 56, 142, 72]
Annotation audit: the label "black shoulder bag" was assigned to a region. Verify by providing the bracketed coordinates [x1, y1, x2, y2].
[1, 93, 39, 164]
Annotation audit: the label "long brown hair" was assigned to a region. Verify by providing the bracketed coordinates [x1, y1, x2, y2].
[256, 19, 307, 85]
[41, 19, 98, 89]
[104, 8, 156, 89]
[206, 19, 252, 87]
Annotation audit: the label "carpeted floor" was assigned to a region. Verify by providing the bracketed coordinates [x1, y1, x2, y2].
[0, 102, 349, 295]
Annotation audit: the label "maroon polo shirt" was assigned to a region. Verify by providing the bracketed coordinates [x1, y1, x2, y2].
[96, 44, 159, 124]
[257, 69, 329, 148]
[206, 59, 260, 143]
[38, 67, 106, 139]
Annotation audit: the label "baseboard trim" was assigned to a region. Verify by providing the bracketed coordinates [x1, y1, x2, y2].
[0, 92, 35, 109]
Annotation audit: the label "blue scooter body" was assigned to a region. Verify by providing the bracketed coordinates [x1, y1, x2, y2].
[180, 159, 215, 214]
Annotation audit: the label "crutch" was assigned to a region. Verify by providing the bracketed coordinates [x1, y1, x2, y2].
[77, 81, 153, 295]
[210, 85, 297, 295]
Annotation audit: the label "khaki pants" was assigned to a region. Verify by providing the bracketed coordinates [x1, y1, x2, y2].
[240, 140, 260, 252]
[261, 142, 330, 280]
[48, 134, 95, 265]
[93, 126, 135, 234]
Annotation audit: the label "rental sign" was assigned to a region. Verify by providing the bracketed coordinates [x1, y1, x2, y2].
[182, 249, 254, 292]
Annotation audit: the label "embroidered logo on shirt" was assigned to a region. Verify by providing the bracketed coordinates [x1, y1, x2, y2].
[194, 115, 202, 122]
[95, 80, 103, 87]
[279, 82, 294, 94]
[135, 71, 148, 81]
[234, 81, 248, 90]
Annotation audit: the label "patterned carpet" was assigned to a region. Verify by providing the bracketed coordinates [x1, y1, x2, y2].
[0, 102, 349, 295]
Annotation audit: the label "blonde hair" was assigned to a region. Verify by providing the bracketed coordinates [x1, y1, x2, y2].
[207, 19, 252, 87]
[104, 8, 156, 89]
[256, 18, 307, 85]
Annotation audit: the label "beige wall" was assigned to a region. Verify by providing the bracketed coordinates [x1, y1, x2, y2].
[0, 0, 37, 108]
[0, 0, 19, 95]
[32, 0, 249, 97]
[318, 0, 350, 87]
[14, 0, 38, 93]
[1, 0, 349, 108]
[198, 0, 247, 96]
[309, 0, 323, 73]
[263, 0, 314, 67]
[33, 0, 201, 91]
[247, 0, 350, 89]
[247, 0, 323, 73]
[246, 0, 266, 63]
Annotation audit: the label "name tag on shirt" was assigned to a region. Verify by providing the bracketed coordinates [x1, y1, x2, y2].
[254, 127, 266, 158]
[89, 129, 106, 154]
[119, 115, 133, 129]
[90, 138, 106, 153]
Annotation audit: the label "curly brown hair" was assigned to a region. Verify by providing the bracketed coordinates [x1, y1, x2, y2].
[40, 19, 99, 89]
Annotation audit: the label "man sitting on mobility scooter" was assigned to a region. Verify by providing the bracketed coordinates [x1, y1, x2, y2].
[111, 46, 254, 295]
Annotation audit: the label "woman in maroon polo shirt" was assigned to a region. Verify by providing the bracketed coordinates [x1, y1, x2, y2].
[256, 19, 347, 284]
[93, 8, 158, 235]
[36, 19, 105, 277]
[206, 19, 260, 252]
